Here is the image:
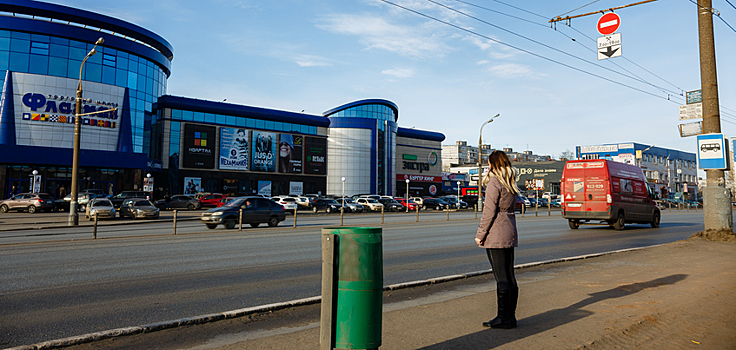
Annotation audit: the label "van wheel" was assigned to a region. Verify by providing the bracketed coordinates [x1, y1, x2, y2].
[568, 219, 579, 229]
[267, 216, 279, 227]
[613, 212, 625, 231]
[224, 218, 236, 229]
[312, 206, 318, 213]
[651, 212, 660, 228]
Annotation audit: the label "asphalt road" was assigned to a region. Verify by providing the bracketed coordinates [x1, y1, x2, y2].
[0, 210, 704, 348]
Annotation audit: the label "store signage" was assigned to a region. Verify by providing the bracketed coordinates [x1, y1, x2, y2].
[398, 174, 441, 182]
[183, 124, 216, 169]
[402, 154, 418, 160]
[305, 137, 327, 175]
[403, 161, 430, 173]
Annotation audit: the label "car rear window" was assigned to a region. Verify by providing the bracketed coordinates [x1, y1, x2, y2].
[39, 194, 54, 200]
[282, 198, 296, 202]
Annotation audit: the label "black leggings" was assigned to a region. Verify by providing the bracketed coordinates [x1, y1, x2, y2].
[486, 248, 518, 292]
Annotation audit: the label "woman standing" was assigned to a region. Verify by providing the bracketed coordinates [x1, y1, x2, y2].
[475, 150, 519, 329]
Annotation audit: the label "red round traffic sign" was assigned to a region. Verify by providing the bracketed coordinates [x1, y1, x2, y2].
[597, 12, 620, 35]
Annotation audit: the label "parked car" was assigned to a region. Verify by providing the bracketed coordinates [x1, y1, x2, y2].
[217, 197, 234, 207]
[293, 196, 311, 209]
[421, 197, 450, 210]
[199, 193, 227, 208]
[311, 198, 342, 213]
[460, 195, 479, 208]
[57, 192, 103, 212]
[409, 197, 425, 206]
[356, 198, 384, 211]
[154, 194, 201, 210]
[85, 198, 116, 220]
[200, 196, 286, 229]
[515, 195, 526, 213]
[378, 198, 404, 212]
[395, 198, 419, 211]
[110, 191, 151, 209]
[271, 196, 299, 212]
[335, 198, 364, 213]
[0, 193, 55, 213]
[440, 196, 468, 209]
[119, 199, 159, 219]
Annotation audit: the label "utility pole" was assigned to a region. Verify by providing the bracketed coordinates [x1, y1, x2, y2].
[697, 0, 732, 231]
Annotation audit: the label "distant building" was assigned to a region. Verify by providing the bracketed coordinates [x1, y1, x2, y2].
[577, 142, 698, 198]
[441, 141, 551, 172]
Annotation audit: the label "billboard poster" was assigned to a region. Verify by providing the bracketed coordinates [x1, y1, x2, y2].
[13, 72, 124, 151]
[219, 127, 250, 170]
[304, 137, 327, 175]
[279, 134, 303, 173]
[290, 181, 303, 195]
[184, 177, 201, 195]
[222, 179, 238, 196]
[257, 180, 272, 197]
[183, 124, 216, 169]
[251, 131, 276, 172]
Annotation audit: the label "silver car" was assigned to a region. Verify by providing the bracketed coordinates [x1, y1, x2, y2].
[85, 198, 116, 220]
[119, 199, 159, 219]
[0, 193, 55, 213]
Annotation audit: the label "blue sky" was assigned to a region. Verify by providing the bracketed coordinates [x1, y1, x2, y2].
[51, 0, 735, 158]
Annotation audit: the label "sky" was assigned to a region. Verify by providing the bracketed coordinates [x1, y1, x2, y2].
[49, 0, 736, 159]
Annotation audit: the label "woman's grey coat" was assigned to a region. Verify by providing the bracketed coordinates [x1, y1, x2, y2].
[476, 176, 518, 248]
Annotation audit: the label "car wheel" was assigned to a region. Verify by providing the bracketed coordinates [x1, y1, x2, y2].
[79, 204, 86, 212]
[568, 219, 579, 229]
[651, 212, 660, 228]
[188, 204, 195, 210]
[224, 218, 236, 229]
[422, 205, 427, 210]
[0, 205, 8, 213]
[28, 205, 37, 214]
[250, 223, 260, 228]
[205, 223, 218, 229]
[326, 207, 332, 213]
[312, 206, 318, 213]
[267, 216, 279, 227]
[613, 212, 625, 231]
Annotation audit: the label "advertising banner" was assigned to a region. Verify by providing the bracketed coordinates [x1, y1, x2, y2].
[279, 134, 303, 173]
[13, 72, 124, 151]
[184, 177, 201, 195]
[183, 124, 216, 169]
[219, 127, 250, 171]
[290, 181, 303, 195]
[222, 179, 238, 196]
[251, 131, 277, 172]
[257, 180, 272, 197]
[304, 137, 327, 175]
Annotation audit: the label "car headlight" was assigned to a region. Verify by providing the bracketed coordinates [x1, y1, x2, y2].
[211, 211, 223, 216]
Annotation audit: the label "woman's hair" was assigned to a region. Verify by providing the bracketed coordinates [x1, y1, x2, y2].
[482, 150, 519, 195]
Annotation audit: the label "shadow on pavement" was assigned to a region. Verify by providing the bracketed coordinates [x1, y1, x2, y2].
[418, 274, 688, 349]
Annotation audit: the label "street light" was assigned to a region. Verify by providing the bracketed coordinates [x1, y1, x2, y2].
[69, 37, 104, 226]
[637, 145, 654, 167]
[457, 180, 461, 199]
[31, 170, 38, 193]
[478, 114, 500, 213]
[405, 178, 410, 212]
[341, 177, 346, 225]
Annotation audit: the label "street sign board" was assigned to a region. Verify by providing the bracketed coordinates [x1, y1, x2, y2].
[679, 121, 702, 137]
[597, 33, 622, 60]
[686, 90, 702, 104]
[679, 102, 703, 120]
[696, 133, 728, 169]
[597, 12, 620, 35]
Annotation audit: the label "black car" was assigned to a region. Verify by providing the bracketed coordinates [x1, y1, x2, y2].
[110, 191, 151, 209]
[378, 198, 404, 212]
[422, 198, 450, 210]
[461, 195, 479, 208]
[440, 196, 468, 209]
[154, 194, 201, 210]
[311, 198, 341, 213]
[200, 196, 286, 229]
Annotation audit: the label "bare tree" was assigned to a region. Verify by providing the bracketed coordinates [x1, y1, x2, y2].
[559, 149, 575, 161]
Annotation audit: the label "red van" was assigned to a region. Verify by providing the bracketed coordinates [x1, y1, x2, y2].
[561, 159, 660, 230]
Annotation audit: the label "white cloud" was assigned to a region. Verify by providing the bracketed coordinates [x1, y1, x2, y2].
[488, 63, 541, 79]
[317, 13, 449, 59]
[382, 68, 415, 78]
[294, 55, 332, 67]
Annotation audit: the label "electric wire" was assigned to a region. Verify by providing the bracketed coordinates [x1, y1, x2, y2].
[559, 0, 604, 17]
[427, 0, 686, 98]
[689, 0, 736, 32]
[378, 0, 675, 102]
[726, 0, 736, 10]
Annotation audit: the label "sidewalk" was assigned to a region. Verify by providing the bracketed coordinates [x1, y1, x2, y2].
[56, 233, 736, 350]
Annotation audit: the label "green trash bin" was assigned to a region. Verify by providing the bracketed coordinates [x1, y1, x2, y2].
[329, 227, 383, 350]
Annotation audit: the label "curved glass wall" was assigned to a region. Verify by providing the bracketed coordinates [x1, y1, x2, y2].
[0, 30, 168, 155]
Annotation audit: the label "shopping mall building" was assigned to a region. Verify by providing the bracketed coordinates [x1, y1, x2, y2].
[0, 0, 444, 199]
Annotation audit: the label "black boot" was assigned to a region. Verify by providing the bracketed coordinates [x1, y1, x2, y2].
[482, 289, 517, 329]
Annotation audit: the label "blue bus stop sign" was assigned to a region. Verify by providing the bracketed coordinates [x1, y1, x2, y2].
[696, 133, 727, 169]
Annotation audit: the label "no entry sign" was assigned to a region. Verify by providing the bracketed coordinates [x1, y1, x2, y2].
[597, 13, 620, 35]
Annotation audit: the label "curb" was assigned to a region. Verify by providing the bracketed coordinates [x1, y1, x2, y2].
[5, 243, 664, 350]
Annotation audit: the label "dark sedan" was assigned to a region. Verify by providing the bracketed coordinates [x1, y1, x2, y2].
[421, 198, 450, 210]
[154, 195, 201, 210]
[201, 196, 286, 229]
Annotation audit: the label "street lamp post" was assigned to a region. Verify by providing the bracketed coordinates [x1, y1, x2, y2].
[31, 170, 38, 193]
[405, 179, 410, 212]
[341, 177, 346, 225]
[477, 114, 500, 213]
[69, 37, 104, 226]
